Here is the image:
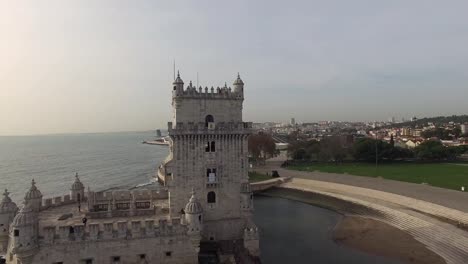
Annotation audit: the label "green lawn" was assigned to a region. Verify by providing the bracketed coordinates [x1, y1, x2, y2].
[288, 163, 468, 191]
[248, 171, 272, 182]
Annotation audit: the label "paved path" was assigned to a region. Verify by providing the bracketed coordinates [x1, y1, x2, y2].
[255, 161, 468, 212]
[281, 178, 468, 264]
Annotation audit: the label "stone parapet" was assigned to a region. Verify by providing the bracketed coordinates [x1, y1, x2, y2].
[173, 85, 242, 100]
[168, 121, 252, 135]
[41, 194, 82, 211]
[39, 217, 188, 245]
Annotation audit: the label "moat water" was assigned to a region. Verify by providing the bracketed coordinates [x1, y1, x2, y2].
[0, 132, 398, 263]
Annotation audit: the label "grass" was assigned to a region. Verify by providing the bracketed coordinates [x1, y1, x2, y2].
[288, 162, 468, 191]
[248, 171, 272, 183]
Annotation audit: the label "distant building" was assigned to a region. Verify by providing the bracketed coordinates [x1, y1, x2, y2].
[290, 118, 296, 126]
[461, 124, 467, 135]
[401, 127, 412, 137]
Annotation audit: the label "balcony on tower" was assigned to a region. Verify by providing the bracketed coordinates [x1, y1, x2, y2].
[206, 168, 220, 188]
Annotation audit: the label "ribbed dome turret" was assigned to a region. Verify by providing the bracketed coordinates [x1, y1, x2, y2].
[11, 202, 35, 227]
[71, 173, 84, 190]
[173, 71, 184, 85]
[0, 189, 18, 214]
[24, 179, 42, 201]
[233, 73, 244, 85]
[184, 191, 202, 214]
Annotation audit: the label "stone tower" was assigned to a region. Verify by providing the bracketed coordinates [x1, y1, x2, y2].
[70, 172, 85, 202]
[0, 189, 18, 254]
[9, 201, 39, 264]
[24, 179, 42, 212]
[159, 72, 258, 247]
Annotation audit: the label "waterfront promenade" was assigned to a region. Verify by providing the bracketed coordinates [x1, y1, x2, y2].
[256, 161, 468, 212]
[253, 160, 468, 263]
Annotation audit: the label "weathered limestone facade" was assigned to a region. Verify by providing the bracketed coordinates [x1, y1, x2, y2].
[158, 72, 259, 255]
[2, 72, 259, 264]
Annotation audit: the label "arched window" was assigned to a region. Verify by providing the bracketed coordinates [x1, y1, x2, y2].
[207, 191, 216, 203]
[205, 115, 214, 127]
[173, 86, 176, 91]
[205, 142, 210, 152]
[210, 141, 215, 152]
[206, 169, 211, 177]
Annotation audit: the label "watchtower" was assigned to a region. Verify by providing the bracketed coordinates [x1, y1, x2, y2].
[161, 72, 255, 242]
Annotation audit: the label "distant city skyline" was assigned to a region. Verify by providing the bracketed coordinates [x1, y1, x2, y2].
[1, 1, 468, 136]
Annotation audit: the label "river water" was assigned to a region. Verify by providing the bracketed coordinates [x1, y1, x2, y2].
[0, 132, 398, 263]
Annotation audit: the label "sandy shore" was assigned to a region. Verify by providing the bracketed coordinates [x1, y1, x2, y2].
[334, 215, 445, 264]
[260, 187, 446, 264]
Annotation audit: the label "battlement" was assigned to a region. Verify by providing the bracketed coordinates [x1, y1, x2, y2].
[39, 217, 188, 245]
[168, 121, 253, 135]
[173, 83, 243, 100]
[41, 194, 84, 211]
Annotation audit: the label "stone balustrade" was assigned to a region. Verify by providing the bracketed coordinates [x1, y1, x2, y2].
[39, 217, 187, 244]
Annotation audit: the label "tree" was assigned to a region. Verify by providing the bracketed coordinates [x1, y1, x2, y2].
[248, 132, 277, 164]
[318, 136, 348, 163]
[414, 140, 447, 160]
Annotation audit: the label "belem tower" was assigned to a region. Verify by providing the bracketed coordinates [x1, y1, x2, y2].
[0, 73, 260, 264]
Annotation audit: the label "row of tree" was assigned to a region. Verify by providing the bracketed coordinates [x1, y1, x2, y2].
[288, 137, 468, 162]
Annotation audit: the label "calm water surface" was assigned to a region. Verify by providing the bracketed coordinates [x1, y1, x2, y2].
[0, 131, 166, 202]
[1, 132, 398, 263]
[254, 196, 400, 264]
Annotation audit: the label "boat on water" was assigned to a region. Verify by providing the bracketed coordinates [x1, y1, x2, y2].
[142, 136, 170, 146]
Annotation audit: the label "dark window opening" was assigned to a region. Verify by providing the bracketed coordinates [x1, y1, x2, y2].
[14, 230, 19, 237]
[112, 256, 120, 263]
[93, 204, 108, 212]
[165, 251, 172, 257]
[205, 142, 210, 152]
[69, 226, 75, 234]
[173, 86, 176, 91]
[205, 115, 214, 127]
[136, 201, 150, 209]
[207, 191, 216, 203]
[210, 141, 215, 152]
[83, 259, 93, 264]
[139, 254, 146, 260]
[198, 215, 202, 222]
[209, 236, 214, 241]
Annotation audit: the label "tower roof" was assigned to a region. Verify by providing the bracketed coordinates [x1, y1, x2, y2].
[0, 189, 18, 214]
[184, 190, 202, 214]
[25, 179, 42, 201]
[11, 201, 35, 227]
[71, 172, 85, 190]
[173, 71, 184, 85]
[233, 73, 244, 85]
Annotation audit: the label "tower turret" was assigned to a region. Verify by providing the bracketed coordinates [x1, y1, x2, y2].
[172, 71, 184, 96]
[0, 189, 18, 254]
[9, 201, 39, 264]
[184, 191, 203, 253]
[24, 179, 42, 212]
[233, 73, 244, 97]
[70, 172, 85, 202]
[184, 191, 203, 234]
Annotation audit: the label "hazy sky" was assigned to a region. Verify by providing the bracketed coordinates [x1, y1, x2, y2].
[1, 0, 468, 136]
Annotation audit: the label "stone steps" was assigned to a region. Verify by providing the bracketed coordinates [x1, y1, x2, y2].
[282, 180, 468, 264]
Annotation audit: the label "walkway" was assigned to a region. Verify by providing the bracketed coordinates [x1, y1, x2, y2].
[255, 161, 468, 212]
